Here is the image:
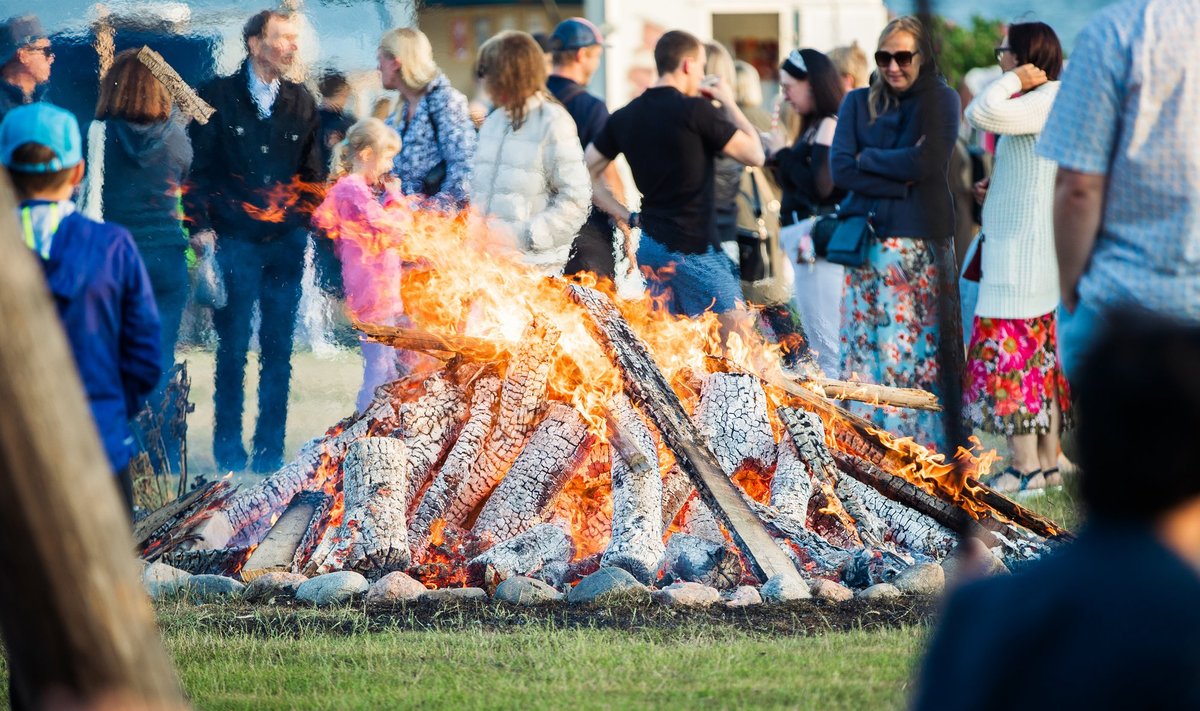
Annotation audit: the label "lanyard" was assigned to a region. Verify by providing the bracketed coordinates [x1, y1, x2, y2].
[21, 203, 59, 260]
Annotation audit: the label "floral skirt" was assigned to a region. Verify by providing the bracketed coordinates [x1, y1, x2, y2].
[963, 313, 1073, 436]
[841, 237, 945, 451]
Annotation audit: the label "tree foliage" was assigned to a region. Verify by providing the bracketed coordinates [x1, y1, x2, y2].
[930, 15, 1005, 88]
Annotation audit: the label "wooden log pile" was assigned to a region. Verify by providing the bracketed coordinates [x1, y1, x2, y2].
[169, 286, 1065, 594]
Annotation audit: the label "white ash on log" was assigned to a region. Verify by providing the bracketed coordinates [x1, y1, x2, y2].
[745, 500, 853, 576]
[409, 373, 502, 556]
[770, 434, 813, 523]
[472, 402, 590, 544]
[835, 475, 956, 560]
[777, 407, 866, 550]
[398, 372, 468, 508]
[676, 496, 726, 543]
[660, 464, 692, 530]
[656, 533, 743, 589]
[467, 523, 574, 589]
[600, 395, 666, 584]
[447, 321, 557, 528]
[694, 372, 777, 475]
[241, 492, 331, 581]
[316, 437, 412, 579]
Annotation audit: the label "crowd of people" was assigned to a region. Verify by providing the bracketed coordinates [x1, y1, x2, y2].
[2, 1, 1199, 511]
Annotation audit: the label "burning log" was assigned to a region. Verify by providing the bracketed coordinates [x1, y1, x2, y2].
[770, 434, 813, 523]
[240, 492, 331, 581]
[657, 533, 743, 589]
[600, 395, 666, 584]
[472, 402, 591, 544]
[694, 372, 777, 475]
[467, 523, 574, 588]
[398, 372, 468, 507]
[660, 464, 693, 530]
[676, 496, 727, 543]
[777, 407, 865, 549]
[408, 373, 501, 555]
[135, 480, 233, 561]
[547, 446, 613, 560]
[568, 284, 802, 587]
[356, 321, 507, 362]
[320, 438, 412, 579]
[804, 376, 942, 411]
[835, 474, 956, 560]
[448, 320, 557, 527]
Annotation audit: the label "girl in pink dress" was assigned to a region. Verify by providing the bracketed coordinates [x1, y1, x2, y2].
[313, 118, 409, 413]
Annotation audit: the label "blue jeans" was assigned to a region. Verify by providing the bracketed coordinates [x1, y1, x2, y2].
[637, 234, 743, 316]
[212, 230, 306, 471]
[1057, 299, 1104, 386]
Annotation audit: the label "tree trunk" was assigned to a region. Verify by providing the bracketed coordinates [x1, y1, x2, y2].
[0, 173, 186, 708]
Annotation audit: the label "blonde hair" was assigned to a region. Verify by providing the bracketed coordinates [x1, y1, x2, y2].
[703, 41, 736, 88]
[476, 31, 548, 130]
[869, 16, 930, 123]
[829, 42, 870, 89]
[330, 117, 402, 180]
[378, 27, 439, 92]
[732, 60, 762, 107]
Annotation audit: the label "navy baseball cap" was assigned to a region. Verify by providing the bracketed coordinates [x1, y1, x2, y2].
[550, 18, 606, 52]
[0, 103, 83, 173]
[0, 15, 46, 64]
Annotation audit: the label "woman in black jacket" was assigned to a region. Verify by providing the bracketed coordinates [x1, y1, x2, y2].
[85, 48, 193, 379]
[829, 16, 960, 451]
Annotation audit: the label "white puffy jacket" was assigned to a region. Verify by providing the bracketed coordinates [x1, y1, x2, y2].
[471, 94, 591, 273]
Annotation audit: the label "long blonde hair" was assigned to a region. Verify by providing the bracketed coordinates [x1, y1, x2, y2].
[378, 27, 439, 92]
[704, 41, 737, 89]
[330, 118, 402, 180]
[868, 16, 931, 123]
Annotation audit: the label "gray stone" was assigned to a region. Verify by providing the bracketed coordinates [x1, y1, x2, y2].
[857, 583, 902, 600]
[893, 562, 945, 596]
[760, 574, 811, 603]
[723, 585, 763, 608]
[295, 571, 369, 606]
[185, 575, 245, 599]
[244, 572, 308, 602]
[652, 581, 721, 607]
[421, 587, 488, 603]
[366, 572, 427, 604]
[809, 578, 854, 603]
[567, 566, 649, 604]
[494, 576, 563, 605]
[142, 562, 193, 599]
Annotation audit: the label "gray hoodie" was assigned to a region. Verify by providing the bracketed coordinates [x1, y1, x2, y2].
[97, 115, 193, 249]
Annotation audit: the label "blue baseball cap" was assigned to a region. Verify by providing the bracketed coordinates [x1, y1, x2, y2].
[0, 15, 47, 65]
[550, 18, 607, 52]
[0, 103, 83, 173]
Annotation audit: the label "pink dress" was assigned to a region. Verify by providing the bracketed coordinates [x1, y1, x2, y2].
[313, 174, 411, 412]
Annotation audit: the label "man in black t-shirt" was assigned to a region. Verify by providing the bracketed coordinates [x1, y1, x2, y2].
[547, 17, 628, 280]
[587, 30, 764, 321]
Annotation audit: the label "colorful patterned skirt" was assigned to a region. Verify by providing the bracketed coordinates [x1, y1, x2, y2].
[963, 313, 1072, 436]
[841, 237, 945, 451]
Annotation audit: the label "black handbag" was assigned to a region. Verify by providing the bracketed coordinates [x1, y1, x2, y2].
[416, 86, 449, 196]
[735, 167, 774, 282]
[825, 209, 876, 268]
[811, 215, 838, 257]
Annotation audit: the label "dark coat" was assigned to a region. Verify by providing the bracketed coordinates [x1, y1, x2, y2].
[830, 73, 960, 240]
[36, 209, 161, 471]
[100, 116, 193, 249]
[184, 64, 322, 239]
[0, 79, 49, 122]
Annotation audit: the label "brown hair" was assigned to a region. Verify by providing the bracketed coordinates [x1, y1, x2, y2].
[654, 30, 702, 75]
[476, 31, 547, 130]
[95, 48, 171, 123]
[6, 143, 74, 197]
[1008, 21, 1063, 81]
[243, 9, 293, 52]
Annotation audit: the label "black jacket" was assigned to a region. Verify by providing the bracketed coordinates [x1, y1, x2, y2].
[184, 64, 321, 239]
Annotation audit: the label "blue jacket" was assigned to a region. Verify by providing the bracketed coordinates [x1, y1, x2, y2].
[33, 208, 162, 471]
[830, 73, 960, 240]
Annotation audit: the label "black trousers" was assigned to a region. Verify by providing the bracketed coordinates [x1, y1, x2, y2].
[563, 220, 617, 280]
[212, 230, 306, 472]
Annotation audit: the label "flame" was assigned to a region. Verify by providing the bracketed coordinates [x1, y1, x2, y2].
[239, 177, 326, 224]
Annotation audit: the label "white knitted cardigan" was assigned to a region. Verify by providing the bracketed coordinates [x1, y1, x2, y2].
[965, 72, 1061, 320]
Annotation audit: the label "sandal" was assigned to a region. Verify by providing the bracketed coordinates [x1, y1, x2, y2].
[1014, 468, 1046, 499]
[988, 466, 1028, 495]
[1043, 466, 1063, 490]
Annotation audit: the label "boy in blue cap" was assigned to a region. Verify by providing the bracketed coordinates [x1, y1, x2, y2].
[0, 103, 160, 515]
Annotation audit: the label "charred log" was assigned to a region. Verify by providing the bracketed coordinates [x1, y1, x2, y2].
[240, 492, 331, 580]
[601, 395, 666, 584]
[657, 533, 743, 589]
[321, 437, 412, 579]
[398, 372, 468, 508]
[694, 372, 777, 475]
[770, 434, 813, 523]
[467, 523, 575, 589]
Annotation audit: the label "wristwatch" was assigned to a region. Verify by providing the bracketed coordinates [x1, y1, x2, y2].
[627, 211, 641, 230]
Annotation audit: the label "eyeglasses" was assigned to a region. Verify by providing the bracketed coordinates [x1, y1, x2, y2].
[25, 46, 54, 60]
[874, 50, 920, 69]
[994, 46, 1013, 63]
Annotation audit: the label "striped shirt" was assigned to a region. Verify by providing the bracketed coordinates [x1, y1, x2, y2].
[1036, 0, 1200, 318]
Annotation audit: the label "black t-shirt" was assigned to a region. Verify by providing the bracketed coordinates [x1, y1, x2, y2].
[548, 75, 611, 231]
[592, 86, 737, 253]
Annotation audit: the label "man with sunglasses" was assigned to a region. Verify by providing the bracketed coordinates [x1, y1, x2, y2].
[0, 15, 53, 123]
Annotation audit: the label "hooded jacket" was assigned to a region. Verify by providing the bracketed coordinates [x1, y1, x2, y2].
[28, 206, 161, 471]
[84, 116, 193, 249]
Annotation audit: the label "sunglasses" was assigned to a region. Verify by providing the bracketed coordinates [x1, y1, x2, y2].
[994, 46, 1014, 63]
[874, 50, 920, 68]
[25, 46, 54, 60]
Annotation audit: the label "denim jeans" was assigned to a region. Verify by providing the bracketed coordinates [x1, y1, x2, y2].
[637, 233, 743, 316]
[1057, 298, 1104, 386]
[212, 230, 306, 471]
[139, 245, 189, 381]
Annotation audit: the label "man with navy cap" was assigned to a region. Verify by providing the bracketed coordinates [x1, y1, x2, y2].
[547, 17, 628, 280]
[0, 14, 52, 121]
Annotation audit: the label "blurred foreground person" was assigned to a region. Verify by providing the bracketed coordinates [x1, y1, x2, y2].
[1, 103, 160, 514]
[912, 309, 1200, 711]
[185, 9, 322, 473]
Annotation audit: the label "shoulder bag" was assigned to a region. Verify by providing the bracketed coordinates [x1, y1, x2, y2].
[824, 206, 876, 268]
[418, 85, 448, 196]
